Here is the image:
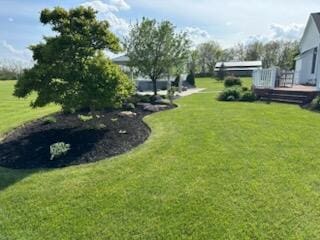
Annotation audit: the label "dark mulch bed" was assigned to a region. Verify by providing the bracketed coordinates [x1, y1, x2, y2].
[0, 106, 171, 169]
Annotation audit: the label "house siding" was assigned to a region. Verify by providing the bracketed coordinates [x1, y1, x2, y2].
[297, 16, 320, 86]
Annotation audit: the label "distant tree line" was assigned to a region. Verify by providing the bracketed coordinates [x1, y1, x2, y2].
[188, 40, 299, 77]
[0, 60, 26, 80]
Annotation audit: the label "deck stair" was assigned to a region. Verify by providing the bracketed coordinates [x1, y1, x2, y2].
[254, 88, 318, 105]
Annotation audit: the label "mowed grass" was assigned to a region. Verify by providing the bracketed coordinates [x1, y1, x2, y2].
[0, 81, 59, 134]
[1, 78, 320, 239]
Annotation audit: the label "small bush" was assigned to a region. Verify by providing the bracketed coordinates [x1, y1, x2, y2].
[240, 91, 256, 102]
[78, 114, 93, 122]
[139, 95, 151, 103]
[224, 76, 242, 87]
[186, 71, 195, 86]
[242, 86, 249, 91]
[310, 96, 320, 111]
[43, 116, 57, 124]
[124, 102, 135, 110]
[218, 87, 242, 101]
[50, 142, 71, 160]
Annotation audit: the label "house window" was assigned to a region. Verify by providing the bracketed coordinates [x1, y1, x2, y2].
[311, 47, 317, 74]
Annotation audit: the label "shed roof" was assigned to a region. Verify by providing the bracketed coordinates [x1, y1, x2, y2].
[215, 61, 262, 68]
[112, 55, 129, 65]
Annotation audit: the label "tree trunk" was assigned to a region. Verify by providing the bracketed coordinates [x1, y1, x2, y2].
[152, 78, 157, 95]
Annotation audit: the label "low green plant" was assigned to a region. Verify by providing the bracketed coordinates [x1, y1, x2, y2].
[240, 91, 256, 102]
[50, 142, 71, 160]
[78, 114, 93, 122]
[242, 86, 249, 91]
[124, 103, 135, 110]
[43, 116, 57, 124]
[224, 76, 242, 87]
[310, 96, 320, 111]
[218, 87, 241, 101]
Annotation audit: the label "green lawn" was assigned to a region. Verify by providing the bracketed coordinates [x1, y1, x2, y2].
[1, 78, 320, 239]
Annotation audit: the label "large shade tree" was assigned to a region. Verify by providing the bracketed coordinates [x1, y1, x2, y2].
[124, 18, 191, 95]
[14, 7, 134, 113]
[196, 41, 223, 76]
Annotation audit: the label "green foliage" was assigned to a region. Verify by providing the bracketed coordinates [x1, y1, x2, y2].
[43, 116, 57, 124]
[310, 96, 320, 111]
[14, 7, 134, 112]
[78, 114, 93, 122]
[240, 91, 256, 102]
[124, 102, 135, 110]
[197, 41, 223, 76]
[186, 71, 195, 86]
[125, 18, 191, 95]
[242, 86, 249, 91]
[218, 87, 242, 101]
[219, 79, 255, 102]
[224, 76, 242, 87]
[50, 142, 71, 160]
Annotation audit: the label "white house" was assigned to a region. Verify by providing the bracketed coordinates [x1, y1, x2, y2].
[295, 13, 320, 87]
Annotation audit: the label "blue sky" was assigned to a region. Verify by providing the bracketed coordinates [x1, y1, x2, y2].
[1, 0, 320, 64]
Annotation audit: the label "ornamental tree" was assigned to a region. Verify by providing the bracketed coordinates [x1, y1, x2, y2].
[124, 18, 191, 95]
[14, 7, 134, 112]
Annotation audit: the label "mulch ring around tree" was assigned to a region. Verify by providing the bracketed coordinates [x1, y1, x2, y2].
[0, 105, 174, 169]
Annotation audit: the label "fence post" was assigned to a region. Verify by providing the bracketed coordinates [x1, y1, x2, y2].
[271, 67, 278, 88]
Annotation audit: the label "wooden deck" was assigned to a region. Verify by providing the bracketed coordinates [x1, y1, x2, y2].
[274, 85, 319, 92]
[254, 85, 320, 105]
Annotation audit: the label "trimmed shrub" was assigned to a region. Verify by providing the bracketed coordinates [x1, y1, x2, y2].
[124, 102, 135, 110]
[310, 96, 320, 111]
[218, 87, 242, 101]
[186, 71, 195, 86]
[224, 76, 242, 87]
[240, 91, 256, 102]
[139, 95, 152, 103]
[242, 86, 249, 91]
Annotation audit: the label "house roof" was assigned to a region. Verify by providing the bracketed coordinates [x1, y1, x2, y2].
[311, 13, 320, 33]
[215, 61, 262, 68]
[112, 55, 129, 65]
[214, 67, 262, 72]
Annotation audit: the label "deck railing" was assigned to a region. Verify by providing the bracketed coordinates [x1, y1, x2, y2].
[252, 67, 279, 89]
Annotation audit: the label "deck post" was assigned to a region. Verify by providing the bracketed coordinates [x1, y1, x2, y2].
[271, 67, 278, 88]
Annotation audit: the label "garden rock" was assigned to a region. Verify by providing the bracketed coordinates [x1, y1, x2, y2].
[143, 104, 168, 112]
[118, 111, 137, 117]
[154, 99, 171, 105]
[151, 95, 163, 103]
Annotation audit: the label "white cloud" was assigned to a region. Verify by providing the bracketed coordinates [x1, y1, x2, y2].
[130, 0, 318, 46]
[247, 23, 304, 44]
[2, 40, 32, 63]
[81, 0, 130, 36]
[110, 0, 130, 10]
[270, 23, 304, 40]
[183, 27, 212, 45]
[81, 0, 118, 12]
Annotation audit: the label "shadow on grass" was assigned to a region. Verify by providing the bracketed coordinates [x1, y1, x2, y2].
[0, 167, 44, 191]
